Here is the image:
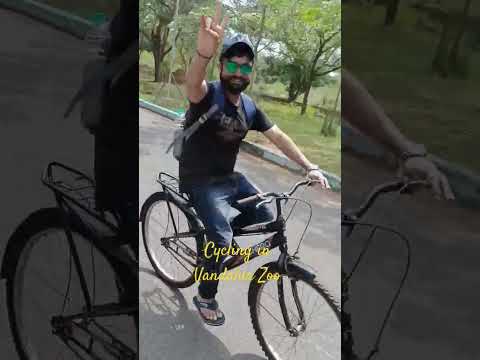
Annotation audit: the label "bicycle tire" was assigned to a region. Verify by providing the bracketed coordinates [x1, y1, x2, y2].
[1, 207, 138, 360]
[249, 262, 340, 360]
[140, 191, 203, 288]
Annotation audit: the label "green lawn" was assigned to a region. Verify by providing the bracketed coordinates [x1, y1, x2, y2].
[140, 54, 341, 176]
[38, 0, 119, 18]
[343, 4, 480, 173]
[246, 99, 341, 176]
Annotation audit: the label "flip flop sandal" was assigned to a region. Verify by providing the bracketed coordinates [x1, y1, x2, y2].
[193, 296, 226, 326]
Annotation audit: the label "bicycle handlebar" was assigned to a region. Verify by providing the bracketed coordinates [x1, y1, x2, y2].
[236, 179, 315, 207]
[343, 179, 430, 221]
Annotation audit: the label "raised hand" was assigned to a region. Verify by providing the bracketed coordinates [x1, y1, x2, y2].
[196, 0, 229, 59]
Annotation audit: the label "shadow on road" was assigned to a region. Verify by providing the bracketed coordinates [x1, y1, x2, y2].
[139, 267, 266, 360]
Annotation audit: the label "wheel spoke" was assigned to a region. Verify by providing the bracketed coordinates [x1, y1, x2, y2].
[253, 267, 340, 360]
[143, 195, 199, 285]
[9, 219, 137, 359]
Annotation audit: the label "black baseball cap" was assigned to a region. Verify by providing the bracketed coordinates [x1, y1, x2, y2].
[221, 34, 255, 61]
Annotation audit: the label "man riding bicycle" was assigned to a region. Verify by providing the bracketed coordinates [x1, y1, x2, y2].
[180, 2, 330, 326]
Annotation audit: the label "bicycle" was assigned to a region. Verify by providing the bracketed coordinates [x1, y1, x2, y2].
[140, 172, 340, 360]
[341, 179, 429, 360]
[1, 162, 138, 359]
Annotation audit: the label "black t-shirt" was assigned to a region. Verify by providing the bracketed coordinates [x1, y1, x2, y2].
[179, 82, 273, 186]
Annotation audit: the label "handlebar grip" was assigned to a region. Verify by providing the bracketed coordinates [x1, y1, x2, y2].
[237, 194, 260, 206]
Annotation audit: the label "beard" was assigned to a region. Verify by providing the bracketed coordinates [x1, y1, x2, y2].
[220, 75, 250, 95]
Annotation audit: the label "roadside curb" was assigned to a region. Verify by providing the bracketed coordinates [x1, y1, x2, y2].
[0, 0, 94, 38]
[139, 99, 183, 121]
[342, 123, 480, 209]
[139, 99, 342, 192]
[239, 142, 341, 192]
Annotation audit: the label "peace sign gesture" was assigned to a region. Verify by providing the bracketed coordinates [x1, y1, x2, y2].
[197, 0, 229, 59]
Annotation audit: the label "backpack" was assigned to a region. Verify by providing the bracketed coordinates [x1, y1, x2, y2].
[64, 39, 138, 133]
[166, 81, 257, 161]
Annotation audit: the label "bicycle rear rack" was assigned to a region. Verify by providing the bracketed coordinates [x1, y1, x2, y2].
[157, 172, 191, 202]
[42, 162, 118, 233]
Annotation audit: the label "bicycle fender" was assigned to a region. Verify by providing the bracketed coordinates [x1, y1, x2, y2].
[1, 208, 59, 278]
[285, 259, 317, 282]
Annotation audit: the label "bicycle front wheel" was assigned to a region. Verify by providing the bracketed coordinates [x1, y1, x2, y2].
[2, 208, 138, 360]
[249, 262, 340, 360]
[141, 192, 202, 288]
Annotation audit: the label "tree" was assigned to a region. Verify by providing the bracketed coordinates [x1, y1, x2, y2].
[384, 0, 400, 26]
[223, 0, 277, 91]
[272, 0, 341, 115]
[448, 0, 473, 74]
[429, 0, 474, 77]
[139, 0, 207, 82]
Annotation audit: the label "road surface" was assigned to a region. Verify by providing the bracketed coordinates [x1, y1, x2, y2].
[342, 152, 480, 359]
[0, 8, 94, 358]
[139, 107, 341, 360]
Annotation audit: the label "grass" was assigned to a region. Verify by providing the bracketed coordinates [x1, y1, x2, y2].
[140, 54, 341, 176]
[38, 0, 119, 18]
[343, 4, 480, 173]
[245, 99, 341, 176]
[254, 81, 340, 110]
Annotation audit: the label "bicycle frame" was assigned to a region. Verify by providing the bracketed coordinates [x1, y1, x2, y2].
[160, 191, 292, 269]
[154, 172, 338, 340]
[161, 192, 315, 337]
[341, 180, 427, 359]
[42, 162, 137, 358]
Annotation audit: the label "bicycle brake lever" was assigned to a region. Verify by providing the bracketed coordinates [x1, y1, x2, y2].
[255, 198, 272, 209]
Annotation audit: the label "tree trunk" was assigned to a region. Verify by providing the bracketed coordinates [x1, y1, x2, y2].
[432, 17, 453, 77]
[300, 81, 311, 115]
[153, 46, 162, 82]
[326, 83, 341, 135]
[250, 6, 267, 93]
[301, 37, 326, 115]
[287, 82, 300, 103]
[448, 0, 472, 74]
[384, 0, 400, 26]
[151, 23, 170, 82]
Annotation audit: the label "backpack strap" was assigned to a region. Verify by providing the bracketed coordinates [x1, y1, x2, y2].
[165, 104, 219, 154]
[240, 92, 256, 126]
[183, 104, 219, 140]
[212, 81, 225, 113]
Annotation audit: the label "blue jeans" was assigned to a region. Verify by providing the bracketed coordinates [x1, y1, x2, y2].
[184, 172, 275, 299]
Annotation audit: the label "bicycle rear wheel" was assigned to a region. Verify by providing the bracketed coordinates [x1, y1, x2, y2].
[140, 192, 202, 288]
[2, 208, 138, 360]
[249, 262, 340, 360]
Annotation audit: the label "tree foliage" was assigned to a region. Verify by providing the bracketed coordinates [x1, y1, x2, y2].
[139, 0, 341, 113]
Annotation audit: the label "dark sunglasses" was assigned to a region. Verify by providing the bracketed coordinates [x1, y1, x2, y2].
[224, 60, 253, 75]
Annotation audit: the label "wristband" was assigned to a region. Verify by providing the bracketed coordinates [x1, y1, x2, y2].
[400, 144, 427, 162]
[306, 165, 320, 173]
[196, 49, 213, 60]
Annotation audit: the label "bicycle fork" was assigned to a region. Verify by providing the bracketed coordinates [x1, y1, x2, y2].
[277, 276, 307, 336]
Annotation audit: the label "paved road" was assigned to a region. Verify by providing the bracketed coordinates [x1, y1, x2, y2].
[342, 152, 480, 359]
[0, 9, 95, 358]
[139, 107, 341, 360]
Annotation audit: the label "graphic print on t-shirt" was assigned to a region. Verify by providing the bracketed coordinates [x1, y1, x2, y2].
[215, 106, 249, 143]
